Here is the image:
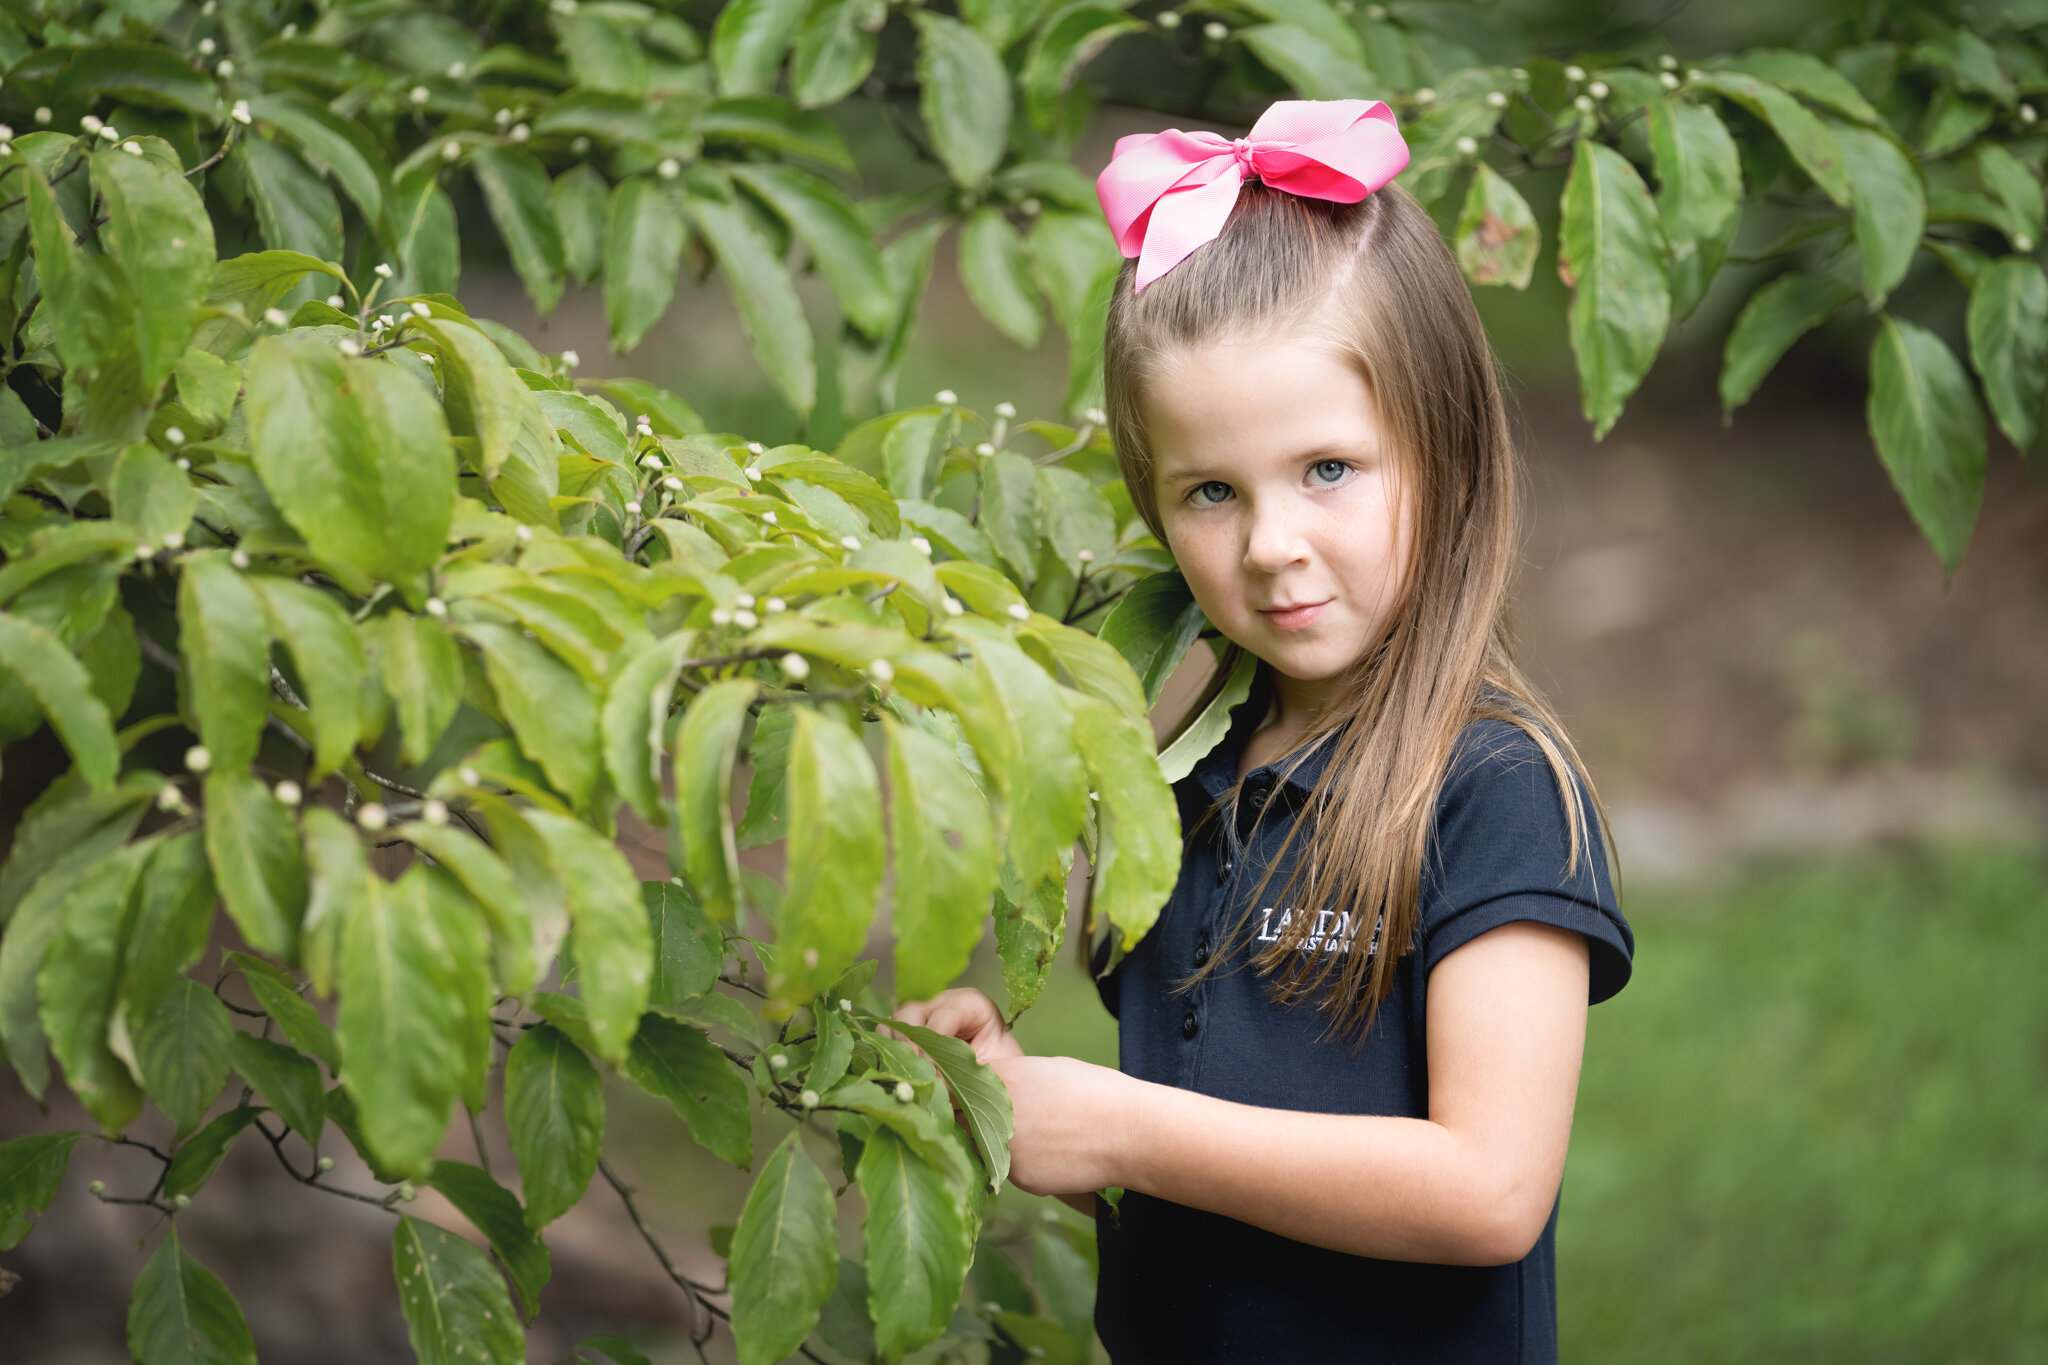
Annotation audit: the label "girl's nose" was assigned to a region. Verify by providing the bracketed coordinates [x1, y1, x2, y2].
[1242, 503, 1310, 575]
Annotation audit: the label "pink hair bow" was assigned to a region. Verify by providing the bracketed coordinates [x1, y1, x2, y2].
[1095, 99, 1410, 292]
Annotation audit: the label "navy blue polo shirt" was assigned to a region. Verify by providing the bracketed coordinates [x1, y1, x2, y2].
[1093, 690, 1633, 1363]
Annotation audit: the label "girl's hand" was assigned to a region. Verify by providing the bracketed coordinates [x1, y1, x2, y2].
[891, 988, 1024, 1064]
[989, 1055, 1135, 1197]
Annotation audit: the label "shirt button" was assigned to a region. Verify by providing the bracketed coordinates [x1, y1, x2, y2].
[1247, 786, 1268, 811]
[1181, 1008, 1199, 1039]
[1193, 937, 1210, 968]
[1215, 860, 1233, 886]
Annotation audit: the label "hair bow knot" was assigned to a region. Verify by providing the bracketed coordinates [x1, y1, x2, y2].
[1096, 99, 1411, 292]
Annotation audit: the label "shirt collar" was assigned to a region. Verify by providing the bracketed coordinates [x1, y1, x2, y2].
[1187, 666, 1341, 806]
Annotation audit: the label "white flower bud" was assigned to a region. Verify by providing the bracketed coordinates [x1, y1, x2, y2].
[765, 597, 786, 613]
[99, 125, 120, 141]
[135, 542, 157, 559]
[409, 85, 430, 104]
[868, 659, 894, 684]
[746, 440, 766, 454]
[175, 457, 191, 471]
[373, 262, 394, 280]
[2017, 233, 2035, 252]
[1588, 80, 1609, 99]
[2023, 104, 2040, 124]
[316, 1156, 335, 1173]
[710, 608, 733, 626]
[760, 510, 778, 528]
[623, 499, 642, 514]
[173, 1194, 191, 1209]
[274, 780, 302, 806]
[1156, 8, 1180, 26]
[34, 106, 51, 125]
[735, 592, 756, 608]
[994, 401, 1017, 419]
[215, 59, 233, 77]
[1202, 20, 1227, 40]
[422, 799, 449, 826]
[122, 139, 143, 155]
[662, 475, 683, 492]
[81, 115, 103, 133]
[231, 100, 251, 125]
[510, 122, 530, 143]
[230, 550, 251, 569]
[837, 535, 864, 552]
[657, 157, 681, 179]
[1020, 196, 1042, 216]
[733, 608, 758, 628]
[1565, 64, 1586, 82]
[894, 1080, 914, 1103]
[357, 803, 389, 831]
[514, 524, 533, 542]
[410, 301, 431, 318]
[494, 107, 513, 126]
[935, 388, 958, 405]
[1414, 87, 1436, 105]
[803, 948, 819, 969]
[910, 536, 932, 555]
[839, 998, 853, 1013]
[640, 454, 664, 469]
[799, 1088, 819, 1108]
[156, 786, 187, 812]
[424, 597, 448, 618]
[1687, 69, 1705, 82]
[972, 441, 994, 457]
[326, 294, 345, 309]
[164, 426, 186, 446]
[1574, 94, 1595, 113]
[1077, 548, 1094, 563]
[1367, 1, 1387, 16]
[781, 652, 810, 680]
[441, 140, 462, 160]
[338, 338, 362, 357]
[397, 1182, 417, 1202]
[1006, 602, 1030, 621]
[746, 467, 764, 482]
[459, 766, 481, 787]
[770, 1052, 789, 1070]
[89, 1180, 106, 1195]
[636, 421, 654, 437]
[559, 349, 579, 368]
[1659, 54, 1679, 70]
[943, 596, 964, 617]
[184, 745, 211, 773]
[1660, 71, 1681, 89]
[1455, 136, 1478, 157]
[162, 530, 185, 550]
[1085, 406, 1108, 426]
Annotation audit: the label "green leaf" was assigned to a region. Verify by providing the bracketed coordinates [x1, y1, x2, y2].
[1691, 70, 1852, 207]
[1027, 208, 1120, 415]
[1834, 124, 1925, 308]
[135, 979, 233, 1138]
[1020, 615, 1148, 730]
[1453, 163, 1540, 291]
[366, 613, 462, 767]
[729, 163, 894, 338]
[173, 350, 238, 431]
[1647, 98, 1741, 246]
[587, 379, 706, 437]
[462, 621, 602, 810]
[248, 92, 388, 228]
[1558, 139, 1671, 439]
[253, 578, 366, 779]
[622, 1011, 753, 1168]
[1033, 1227, 1096, 1349]
[1071, 692, 1180, 957]
[228, 1031, 326, 1143]
[1867, 316, 1988, 576]
[391, 1217, 525, 1365]
[1238, 25, 1376, 101]
[769, 708, 885, 1009]
[176, 552, 269, 775]
[390, 169, 461, 295]
[738, 704, 796, 848]
[1157, 647, 1257, 783]
[1238, 0, 1370, 66]
[605, 177, 686, 354]
[1915, 31, 2015, 107]
[337, 866, 475, 1178]
[553, 162, 610, 286]
[110, 445, 198, 547]
[686, 169, 816, 417]
[203, 772, 307, 962]
[397, 823, 541, 1000]
[237, 136, 343, 265]
[0, 613, 119, 792]
[246, 338, 455, 588]
[729, 1131, 839, 1365]
[1712, 49, 1883, 125]
[524, 810, 652, 1063]
[1719, 272, 1858, 418]
[555, 9, 651, 94]
[118, 832, 214, 1028]
[1967, 257, 2048, 451]
[298, 807, 367, 999]
[980, 451, 1041, 580]
[39, 843, 149, 1132]
[92, 146, 215, 401]
[197, 250, 346, 352]
[674, 678, 758, 924]
[712, 0, 810, 96]
[1023, 7, 1144, 131]
[792, 0, 882, 108]
[915, 14, 1011, 186]
[884, 718, 999, 1004]
[959, 208, 1045, 348]
[1975, 142, 2043, 249]
[858, 1127, 975, 1361]
[600, 635, 686, 827]
[1098, 572, 1205, 707]
[993, 873, 1067, 1017]
[419, 316, 547, 486]
[161, 1105, 262, 1203]
[962, 626, 1089, 895]
[471, 146, 566, 317]
[505, 1023, 604, 1229]
[127, 1226, 259, 1365]
[646, 880, 722, 1007]
[884, 1020, 1013, 1193]
[426, 1160, 552, 1321]
[224, 951, 339, 1072]
[0, 1131, 81, 1251]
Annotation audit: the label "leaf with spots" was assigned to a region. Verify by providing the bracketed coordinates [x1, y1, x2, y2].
[391, 1216, 525, 1365]
[622, 1011, 752, 1169]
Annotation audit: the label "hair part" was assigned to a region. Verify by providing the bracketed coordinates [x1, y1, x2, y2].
[1102, 180, 1614, 1044]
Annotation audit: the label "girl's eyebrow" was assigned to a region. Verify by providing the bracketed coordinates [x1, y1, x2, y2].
[1160, 441, 1379, 485]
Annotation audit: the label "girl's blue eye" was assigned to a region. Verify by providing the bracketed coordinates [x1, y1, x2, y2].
[1309, 459, 1349, 485]
[1189, 480, 1233, 507]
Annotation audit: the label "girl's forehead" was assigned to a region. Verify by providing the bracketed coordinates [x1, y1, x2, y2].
[1142, 338, 1387, 468]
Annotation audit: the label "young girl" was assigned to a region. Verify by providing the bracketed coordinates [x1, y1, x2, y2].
[896, 99, 1634, 1363]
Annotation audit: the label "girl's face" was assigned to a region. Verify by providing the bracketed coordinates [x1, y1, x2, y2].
[1143, 336, 1415, 716]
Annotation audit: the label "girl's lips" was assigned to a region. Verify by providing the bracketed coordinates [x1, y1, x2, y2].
[1260, 600, 1329, 630]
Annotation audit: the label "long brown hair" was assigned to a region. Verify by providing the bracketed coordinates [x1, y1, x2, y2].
[1102, 178, 1613, 1042]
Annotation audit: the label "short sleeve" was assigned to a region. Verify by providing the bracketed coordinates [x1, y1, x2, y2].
[1419, 720, 1633, 1005]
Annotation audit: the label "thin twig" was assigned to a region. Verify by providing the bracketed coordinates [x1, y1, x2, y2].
[597, 1157, 719, 1344]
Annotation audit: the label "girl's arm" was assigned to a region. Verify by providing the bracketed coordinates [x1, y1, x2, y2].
[903, 920, 1589, 1266]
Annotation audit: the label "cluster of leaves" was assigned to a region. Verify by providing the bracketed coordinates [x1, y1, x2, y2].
[0, 119, 1214, 1363]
